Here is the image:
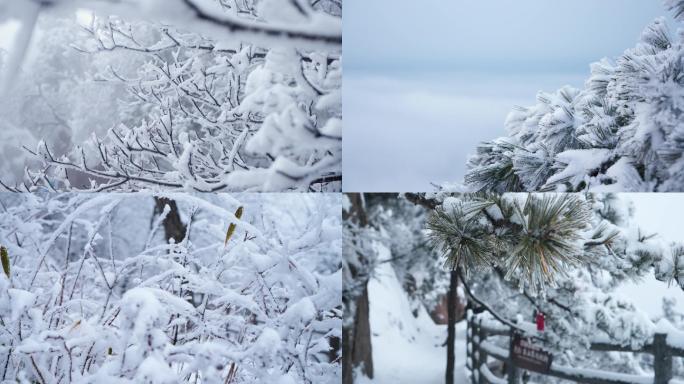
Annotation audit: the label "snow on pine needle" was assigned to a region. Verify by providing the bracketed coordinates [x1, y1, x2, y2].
[0, 192, 342, 384]
[463, 1, 684, 192]
[407, 193, 684, 374]
[426, 193, 594, 295]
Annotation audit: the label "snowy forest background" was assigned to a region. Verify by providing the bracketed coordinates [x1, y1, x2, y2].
[344, 193, 684, 384]
[0, 0, 342, 192]
[0, 192, 342, 383]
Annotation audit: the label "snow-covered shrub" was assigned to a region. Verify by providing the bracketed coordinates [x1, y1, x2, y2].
[464, 2, 684, 192]
[0, 192, 341, 383]
[1, 0, 342, 192]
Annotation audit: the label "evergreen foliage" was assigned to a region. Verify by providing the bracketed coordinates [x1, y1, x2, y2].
[424, 192, 684, 378]
[464, 2, 684, 192]
[427, 194, 592, 294]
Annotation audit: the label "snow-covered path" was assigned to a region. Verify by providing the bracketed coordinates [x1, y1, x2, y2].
[359, 244, 467, 384]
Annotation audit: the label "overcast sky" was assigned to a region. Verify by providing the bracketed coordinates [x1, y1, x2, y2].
[343, 1, 674, 192]
[344, 0, 670, 72]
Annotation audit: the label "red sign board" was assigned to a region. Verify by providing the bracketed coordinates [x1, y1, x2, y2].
[509, 333, 553, 373]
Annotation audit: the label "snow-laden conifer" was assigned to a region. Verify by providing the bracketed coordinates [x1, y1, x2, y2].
[464, 1, 684, 192]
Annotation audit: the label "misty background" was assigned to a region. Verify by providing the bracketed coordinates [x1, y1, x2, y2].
[343, 0, 672, 192]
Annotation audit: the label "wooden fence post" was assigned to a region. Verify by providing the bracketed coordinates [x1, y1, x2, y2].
[506, 329, 520, 384]
[653, 333, 673, 384]
[471, 319, 479, 384]
[466, 311, 473, 381]
[478, 319, 488, 384]
[506, 362, 520, 384]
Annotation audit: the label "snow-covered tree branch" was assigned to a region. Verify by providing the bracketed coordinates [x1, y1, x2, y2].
[0, 192, 342, 383]
[0, 0, 342, 192]
[463, 1, 684, 192]
[425, 192, 684, 377]
[344, 193, 684, 382]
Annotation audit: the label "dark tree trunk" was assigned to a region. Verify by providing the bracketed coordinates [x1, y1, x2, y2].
[343, 285, 374, 384]
[346, 193, 369, 227]
[153, 197, 187, 243]
[328, 335, 341, 363]
[353, 285, 373, 378]
[446, 269, 458, 384]
[342, 193, 374, 384]
[342, 325, 353, 384]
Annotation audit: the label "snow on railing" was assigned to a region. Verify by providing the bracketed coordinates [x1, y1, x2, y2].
[466, 308, 684, 384]
[479, 340, 509, 360]
[480, 364, 507, 384]
[550, 365, 653, 384]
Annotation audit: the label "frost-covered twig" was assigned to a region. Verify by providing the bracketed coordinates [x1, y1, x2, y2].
[1, 1, 342, 192]
[0, 193, 342, 383]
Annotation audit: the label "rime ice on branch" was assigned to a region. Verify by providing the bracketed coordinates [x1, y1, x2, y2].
[0, 0, 342, 192]
[0, 192, 342, 383]
[464, 1, 684, 192]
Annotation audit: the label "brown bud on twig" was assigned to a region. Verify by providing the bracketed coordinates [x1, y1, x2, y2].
[224, 207, 244, 246]
[1, 246, 10, 278]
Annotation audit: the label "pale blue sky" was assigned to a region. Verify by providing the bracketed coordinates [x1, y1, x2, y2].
[344, 0, 671, 72]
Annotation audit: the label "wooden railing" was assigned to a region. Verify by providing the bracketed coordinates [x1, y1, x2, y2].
[466, 309, 684, 384]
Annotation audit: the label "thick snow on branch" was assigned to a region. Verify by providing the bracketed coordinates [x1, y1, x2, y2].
[0, 192, 342, 383]
[0, 0, 341, 51]
[464, 2, 684, 192]
[0, 0, 341, 192]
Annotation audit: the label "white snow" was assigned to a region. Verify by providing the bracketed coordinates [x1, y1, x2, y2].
[546, 148, 611, 188]
[7, 288, 36, 322]
[552, 364, 653, 384]
[0, 1, 341, 192]
[358, 243, 467, 384]
[0, 193, 341, 383]
[619, 194, 684, 317]
[0, 20, 20, 51]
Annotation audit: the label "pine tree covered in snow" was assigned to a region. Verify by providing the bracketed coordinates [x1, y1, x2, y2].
[0, 192, 341, 383]
[424, 192, 684, 379]
[0, 0, 342, 192]
[464, 1, 684, 192]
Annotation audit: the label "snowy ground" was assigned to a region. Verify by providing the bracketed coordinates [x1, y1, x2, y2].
[358, 244, 467, 384]
[343, 70, 587, 192]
